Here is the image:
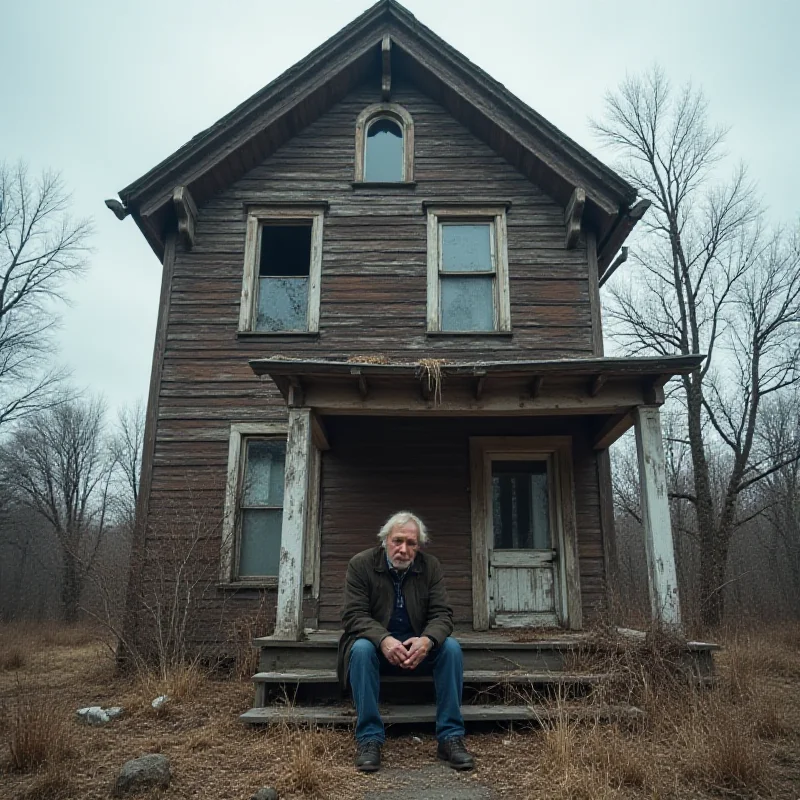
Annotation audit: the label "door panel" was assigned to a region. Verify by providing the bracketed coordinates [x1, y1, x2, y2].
[489, 458, 558, 627]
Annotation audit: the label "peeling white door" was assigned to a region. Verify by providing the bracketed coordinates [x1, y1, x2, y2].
[488, 458, 559, 627]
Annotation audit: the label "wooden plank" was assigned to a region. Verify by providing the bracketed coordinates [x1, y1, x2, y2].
[240, 703, 643, 726]
[593, 413, 634, 450]
[273, 408, 313, 640]
[633, 406, 681, 627]
[586, 231, 604, 356]
[251, 669, 611, 685]
[469, 438, 489, 631]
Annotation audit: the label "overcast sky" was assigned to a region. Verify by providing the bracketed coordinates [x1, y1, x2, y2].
[2, 0, 797, 414]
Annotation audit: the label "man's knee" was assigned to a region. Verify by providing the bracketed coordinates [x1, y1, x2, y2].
[350, 638, 379, 663]
[439, 637, 462, 661]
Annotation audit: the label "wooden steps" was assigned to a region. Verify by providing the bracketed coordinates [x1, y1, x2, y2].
[240, 702, 643, 726]
[244, 628, 718, 727]
[252, 668, 611, 686]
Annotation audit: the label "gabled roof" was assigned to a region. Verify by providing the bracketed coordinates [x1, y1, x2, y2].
[117, 0, 645, 275]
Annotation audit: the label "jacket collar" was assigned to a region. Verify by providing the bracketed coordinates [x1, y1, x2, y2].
[373, 545, 422, 574]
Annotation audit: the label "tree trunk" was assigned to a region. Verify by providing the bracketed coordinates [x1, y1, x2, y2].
[685, 372, 720, 629]
[61, 547, 80, 623]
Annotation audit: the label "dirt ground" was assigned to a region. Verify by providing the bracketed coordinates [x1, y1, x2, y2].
[1, 624, 800, 799]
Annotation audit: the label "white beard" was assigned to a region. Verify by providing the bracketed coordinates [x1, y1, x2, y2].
[389, 556, 413, 571]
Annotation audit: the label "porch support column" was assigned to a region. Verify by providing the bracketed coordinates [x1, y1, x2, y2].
[274, 407, 312, 640]
[633, 405, 682, 627]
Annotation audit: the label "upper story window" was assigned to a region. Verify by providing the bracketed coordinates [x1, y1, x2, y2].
[354, 103, 414, 184]
[425, 204, 511, 333]
[238, 206, 324, 334]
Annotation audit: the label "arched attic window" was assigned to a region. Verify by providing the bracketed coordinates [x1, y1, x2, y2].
[354, 103, 414, 183]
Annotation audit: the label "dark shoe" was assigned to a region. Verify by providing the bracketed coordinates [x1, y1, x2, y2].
[355, 740, 381, 772]
[437, 736, 474, 771]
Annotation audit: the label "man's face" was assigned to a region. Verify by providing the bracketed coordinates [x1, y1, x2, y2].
[386, 521, 420, 570]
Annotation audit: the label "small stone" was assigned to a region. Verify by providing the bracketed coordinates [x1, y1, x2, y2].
[151, 695, 169, 709]
[251, 789, 278, 800]
[77, 706, 110, 725]
[114, 753, 171, 795]
[502, 738, 511, 746]
[106, 706, 124, 720]
[412, 736, 422, 743]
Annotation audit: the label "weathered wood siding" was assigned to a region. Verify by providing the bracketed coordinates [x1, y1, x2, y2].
[317, 417, 605, 629]
[132, 79, 599, 648]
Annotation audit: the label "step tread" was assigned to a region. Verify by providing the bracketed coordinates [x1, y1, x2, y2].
[240, 702, 642, 726]
[253, 633, 590, 650]
[252, 669, 611, 684]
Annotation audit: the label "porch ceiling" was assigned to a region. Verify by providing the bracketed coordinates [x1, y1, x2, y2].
[250, 355, 703, 445]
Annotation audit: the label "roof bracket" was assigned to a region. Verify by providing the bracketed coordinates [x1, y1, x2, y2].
[564, 187, 586, 249]
[381, 35, 392, 101]
[473, 369, 487, 401]
[589, 374, 607, 397]
[351, 367, 369, 399]
[173, 185, 197, 250]
[530, 376, 543, 400]
[287, 377, 305, 407]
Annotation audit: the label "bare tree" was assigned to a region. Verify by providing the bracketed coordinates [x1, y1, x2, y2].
[0, 396, 115, 622]
[593, 67, 800, 627]
[0, 161, 92, 428]
[109, 399, 145, 531]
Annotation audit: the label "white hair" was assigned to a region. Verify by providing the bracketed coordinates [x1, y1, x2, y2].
[378, 511, 429, 546]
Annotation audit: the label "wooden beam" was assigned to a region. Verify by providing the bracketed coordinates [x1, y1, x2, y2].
[564, 187, 586, 249]
[172, 185, 197, 250]
[633, 406, 681, 628]
[598, 200, 651, 277]
[310, 412, 330, 452]
[590, 374, 607, 397]
[273, 408, 312, 640]
[473, 370, 487, 401]
[593, 412, 634, 450]
[381, 35, 391, 101]
[530, 376, 543, 399]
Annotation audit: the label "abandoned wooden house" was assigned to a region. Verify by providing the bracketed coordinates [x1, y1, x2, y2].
[111, 0, 713, 723]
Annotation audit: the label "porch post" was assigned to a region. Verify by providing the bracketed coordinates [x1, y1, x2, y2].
[633, 405, 682, 627]
[273, 407, 312, 640]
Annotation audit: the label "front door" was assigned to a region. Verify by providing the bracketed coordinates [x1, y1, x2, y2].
[469, 437, 581, 630]
[488, 458, 558, 627]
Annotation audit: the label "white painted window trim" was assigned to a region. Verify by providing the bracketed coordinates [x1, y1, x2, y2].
[220, 422, 288, 586]
[238, 206, 324, 333]
[469, 436, 582, 631]
[426, 206, 511, 333]
[354, 102, 415, 183]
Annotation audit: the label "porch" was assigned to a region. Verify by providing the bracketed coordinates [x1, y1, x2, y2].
[249, 354, 704, 641]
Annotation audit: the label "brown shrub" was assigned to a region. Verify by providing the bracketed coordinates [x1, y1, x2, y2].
[3, 682, 74, 773]
[1, 647, 26, 671]
[14, 768, 77, 800]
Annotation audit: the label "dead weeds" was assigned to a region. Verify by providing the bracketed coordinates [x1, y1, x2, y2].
[0, 621, 799, 799]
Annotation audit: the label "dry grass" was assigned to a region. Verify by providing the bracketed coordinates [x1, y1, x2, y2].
[2, 678, 75, 773]
[1, 620, 799, 799]
[1, 647, 27, 671]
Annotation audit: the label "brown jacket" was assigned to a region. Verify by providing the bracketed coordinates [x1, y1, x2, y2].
[337, 545, 454, 689]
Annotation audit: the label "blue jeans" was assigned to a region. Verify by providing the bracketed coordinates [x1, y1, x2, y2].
[348, 636, 466, 745]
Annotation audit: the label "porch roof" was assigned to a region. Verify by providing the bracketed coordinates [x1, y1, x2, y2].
[250, 355, 703, 448]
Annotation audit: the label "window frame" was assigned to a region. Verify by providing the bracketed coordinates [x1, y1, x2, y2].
[220, 422, 288, 587]
[238, 206, 324, 334]
[426, 205, 511, 333]
[354, 103, 414, 184]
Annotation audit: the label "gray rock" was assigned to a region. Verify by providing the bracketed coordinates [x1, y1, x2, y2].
[77, 706, 110, 725]
[76, 705, 123, 725]
[251, 789, 278, 800]
[114, 753, 171, 795]
[151, 694, 169, 709]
